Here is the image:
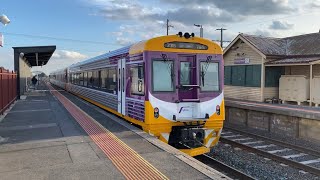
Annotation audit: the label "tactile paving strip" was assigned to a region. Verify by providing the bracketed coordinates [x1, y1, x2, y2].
[47, 84, 168, 180]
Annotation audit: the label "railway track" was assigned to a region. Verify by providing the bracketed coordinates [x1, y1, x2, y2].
[196, 154, 255, 180]
[220, 127, 320, 176]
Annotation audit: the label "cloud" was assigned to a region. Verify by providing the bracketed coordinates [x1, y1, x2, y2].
[161, 0, 294, 15]
[0, 49, 14, 71]
[269, 20, 294, 30]
[32, 50, 88, 75]
[164, 7, 242, 25]
[93, 0, 158, 21]
[307, 2, 320, 9]
[252, 29, 274, 37]
[52, 50, 87, 59]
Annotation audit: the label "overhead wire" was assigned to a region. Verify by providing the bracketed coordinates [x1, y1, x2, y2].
[1, 32, 120, 46]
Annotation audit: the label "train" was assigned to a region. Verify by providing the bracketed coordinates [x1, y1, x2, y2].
[50, 32, 225, 156]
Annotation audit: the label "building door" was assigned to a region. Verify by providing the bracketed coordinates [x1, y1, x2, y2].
[117, 58, 126, 115]
[178, 55, 198, 102]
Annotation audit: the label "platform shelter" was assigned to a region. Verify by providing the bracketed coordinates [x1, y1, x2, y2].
[13, 46, 56, 96]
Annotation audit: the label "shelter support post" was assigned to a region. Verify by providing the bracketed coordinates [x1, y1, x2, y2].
[261, 57, 265, 102]
[310, 64, 313, 106]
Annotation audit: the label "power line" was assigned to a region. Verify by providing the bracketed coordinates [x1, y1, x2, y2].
[2, 32, 120, 46]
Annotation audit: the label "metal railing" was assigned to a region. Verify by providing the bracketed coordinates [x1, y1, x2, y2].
[0, 67, 17, 114]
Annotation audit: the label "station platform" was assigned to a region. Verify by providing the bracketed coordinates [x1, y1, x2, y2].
[0, 81, 228, 180]
[226, 98, 320, 120]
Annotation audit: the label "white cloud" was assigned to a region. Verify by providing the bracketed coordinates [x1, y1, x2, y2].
[269, 20, 294, 30]
[0, 49, 14, 71]
[32, 50, 88, 75]
[52, 50, 87, 59]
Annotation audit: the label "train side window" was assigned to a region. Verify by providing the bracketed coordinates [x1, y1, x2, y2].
[101, 68, 117, 94]
[130, 65, 144, 95]
[101, 69, 108, 89]
[108, 68, 117, 94]
[88, 71, 93, 87]
[152, 60, 174, 92]
[79, 72, 84, 86]
[83, 72, 88, 86]
[76, 73, 80, 85]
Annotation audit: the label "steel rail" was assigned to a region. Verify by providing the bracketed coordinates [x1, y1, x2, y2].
[224, 126, 320, 158]
[196, 154, 255, 180]
[220, 137, 320, 176]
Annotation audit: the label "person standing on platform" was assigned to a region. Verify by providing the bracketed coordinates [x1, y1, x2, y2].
[31, 76, 38, 86]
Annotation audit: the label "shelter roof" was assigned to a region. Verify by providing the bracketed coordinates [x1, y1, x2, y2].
[13, 46, 56, 67]
[265, 56, 320, 65]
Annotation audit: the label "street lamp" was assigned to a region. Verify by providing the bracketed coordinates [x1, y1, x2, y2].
[194, 24, 203, 38]
[0, 14, 10, 26]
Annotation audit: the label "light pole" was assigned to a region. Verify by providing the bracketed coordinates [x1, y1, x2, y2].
[0, 14, 10, 47]
[0, 14, 10, 26]
[194, 24, 203, 38]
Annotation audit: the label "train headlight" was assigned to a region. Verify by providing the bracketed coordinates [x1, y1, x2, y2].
[154, 107, 159, 118]
[216, 105, 220, 115]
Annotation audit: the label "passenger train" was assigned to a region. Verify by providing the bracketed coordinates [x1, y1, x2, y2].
[50, 32, 225, 156]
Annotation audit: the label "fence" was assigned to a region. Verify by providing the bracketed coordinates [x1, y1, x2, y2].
[0, 67, 17, 114]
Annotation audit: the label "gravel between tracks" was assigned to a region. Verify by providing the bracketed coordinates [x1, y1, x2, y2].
[209, 143, 319, 180]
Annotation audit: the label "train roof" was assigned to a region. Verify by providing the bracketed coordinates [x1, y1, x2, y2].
[69, 34, 222, 69]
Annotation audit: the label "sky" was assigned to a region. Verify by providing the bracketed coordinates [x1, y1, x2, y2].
[0, 0, 320, 74]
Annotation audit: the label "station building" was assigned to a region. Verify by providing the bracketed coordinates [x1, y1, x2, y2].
[223, 32, 320, 106]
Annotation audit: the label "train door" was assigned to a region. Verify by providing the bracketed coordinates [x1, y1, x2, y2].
[117, 58, 126, 115]
[178, 55, 198, 102]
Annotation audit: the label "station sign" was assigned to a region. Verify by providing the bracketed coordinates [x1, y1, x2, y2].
[234, 58, 250, 64]
[164, 42, 208, 50]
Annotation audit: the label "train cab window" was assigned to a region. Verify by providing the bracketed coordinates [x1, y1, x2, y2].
[200, 62, 219, 91]
[152, 60, 174, 92]
[130, 65, 144, 95]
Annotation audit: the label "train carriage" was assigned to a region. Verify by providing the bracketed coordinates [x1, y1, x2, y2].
[50, 33, 225, 156]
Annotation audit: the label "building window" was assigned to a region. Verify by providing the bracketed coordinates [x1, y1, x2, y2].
[225, 65, 261, 87]
[200, 62, 219, 91]
[224, 66, 232, 85]
[265, 66, 285, 87]
[152, 60, 174, 92]
[231, 66, 246, 86]
[245, 65, 261, 87]
[130, 65, 144, 95]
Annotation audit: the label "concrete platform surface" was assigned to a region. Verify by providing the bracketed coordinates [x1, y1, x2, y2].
[0, 83, 229, 180]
